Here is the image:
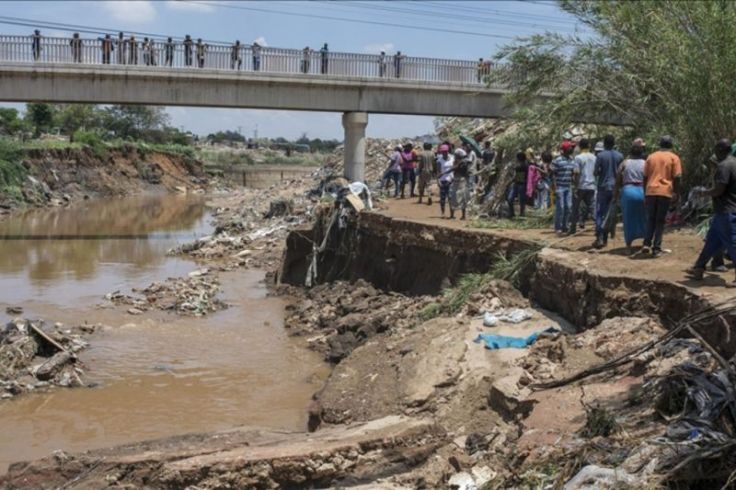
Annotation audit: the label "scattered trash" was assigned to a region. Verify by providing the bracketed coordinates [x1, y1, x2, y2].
[564, 465, 637, 489]
[107, 276, 227, 317]
[474, 327, 560, 350]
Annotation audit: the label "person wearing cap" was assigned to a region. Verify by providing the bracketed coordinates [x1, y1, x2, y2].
[614, 139, 647, 254]
[688, 139, 736, 286]
[552, 141, 578, 235]
[31, 30, 42, 61]
[570, 138, 596, 234]
[382, 146, 403, 198]
[593, 134, 624, 248]
[417, 143, 436, 205]
[507, 151, 529, 218]
[450, 148, 470, 220]
[642, 135, 682, 257]
[436, 144, 454, 217]
[594, 141, 604, 155]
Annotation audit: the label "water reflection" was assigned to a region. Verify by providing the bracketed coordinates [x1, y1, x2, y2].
[0, 194, 210, 306]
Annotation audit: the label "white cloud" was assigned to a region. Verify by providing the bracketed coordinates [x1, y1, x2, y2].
[253, 36, 268, 47]
[165, 1, 214, 13]
[102, 1, 156, 24]
[362, 43, 394, 54]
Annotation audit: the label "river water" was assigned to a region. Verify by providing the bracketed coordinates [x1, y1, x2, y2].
[0, 194, 329, 472]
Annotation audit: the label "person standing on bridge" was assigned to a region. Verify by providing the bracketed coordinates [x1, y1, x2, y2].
[128, 35, 138, 65]
[164, 37, 175, 67]
[378, 51, 386, 77]
[31, 30, 41, 61]
[183, 35, 193, 67]
[231, 40, 242, 70]
[70, 33, 82, 63]
[101, 34, 114, 65]
[301, 46, 312, 74]
[142, 38, 151, 66]
[641, 135, 682, 257]
[399, 143, 417, 199]
[116, 32, 126, 65]
[416, 142, 436, 205]
[437, 144, 454, 218]
[252, 42, 262, 71]
[320, 43, 329, 74]
[148, 38, 157, 66]
[394, 51, 405, 78]
[196, 39, 206, 68]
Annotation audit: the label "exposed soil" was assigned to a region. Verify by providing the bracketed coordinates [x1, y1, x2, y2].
[0, 146, 206, 218]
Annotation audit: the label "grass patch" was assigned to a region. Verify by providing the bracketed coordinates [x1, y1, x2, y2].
[580, 403, 620, 438]
[419, 247, 542, 321]
[0, 138, 28, 202]
[471, 209, 553, 230]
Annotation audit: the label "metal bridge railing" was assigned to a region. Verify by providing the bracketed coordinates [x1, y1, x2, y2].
[0, 34, 497, 87]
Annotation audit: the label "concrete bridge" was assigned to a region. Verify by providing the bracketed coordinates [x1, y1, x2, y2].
[0, 34, 512, 181]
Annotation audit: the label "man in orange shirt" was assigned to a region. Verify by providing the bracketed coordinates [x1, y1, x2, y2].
[643, 135, 682, 257]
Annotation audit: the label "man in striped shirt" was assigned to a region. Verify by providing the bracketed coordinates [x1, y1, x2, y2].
[551, 141, 578, 236]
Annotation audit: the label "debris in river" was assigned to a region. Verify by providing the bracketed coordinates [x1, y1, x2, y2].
[106, 275, 227, 316]
[0, 319, 94, 399]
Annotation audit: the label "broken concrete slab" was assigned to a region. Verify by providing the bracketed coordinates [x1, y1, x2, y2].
[1, 416, 444, 489]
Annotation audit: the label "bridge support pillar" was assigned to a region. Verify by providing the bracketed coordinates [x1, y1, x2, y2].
[342, 111, 368, 182]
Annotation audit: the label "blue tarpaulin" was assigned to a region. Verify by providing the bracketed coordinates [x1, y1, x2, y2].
[473, 327, 560, 350]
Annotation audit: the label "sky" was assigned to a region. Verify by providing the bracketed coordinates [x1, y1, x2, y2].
[0, 0, 584, 139]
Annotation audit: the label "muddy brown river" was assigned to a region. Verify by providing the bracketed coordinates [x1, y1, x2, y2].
[0, 194, 329, 473]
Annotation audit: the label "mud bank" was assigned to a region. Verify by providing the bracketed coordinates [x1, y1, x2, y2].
[0, 146, 205, 216]
[281, 210, 736, 355]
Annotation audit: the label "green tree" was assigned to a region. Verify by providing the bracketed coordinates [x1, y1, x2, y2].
[492, 0, 736, 186]
[0, 108, 29, 136]
[55, 104, 100, 138]
[25, 103, 55, 136]
[102, 105, 170, 140]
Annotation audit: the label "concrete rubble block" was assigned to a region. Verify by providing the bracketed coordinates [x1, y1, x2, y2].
[34, 351, 74, 381]
[488, 369, 536, 421]
[1, 416, 445, 489]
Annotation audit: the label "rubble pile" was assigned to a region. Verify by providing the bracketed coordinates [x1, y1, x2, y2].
[106, 271, 226, 316]
[170, 186, 313, 271]
[284, 279, 436, 362]
[0, 318, 94, 399]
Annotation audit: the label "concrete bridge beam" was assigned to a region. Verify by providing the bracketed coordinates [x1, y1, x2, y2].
[342, 111, 368, 182]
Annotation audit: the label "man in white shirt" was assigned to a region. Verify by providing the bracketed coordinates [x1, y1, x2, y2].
[570, 138, 597, 234]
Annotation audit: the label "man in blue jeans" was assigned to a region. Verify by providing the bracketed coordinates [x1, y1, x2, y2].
[551, 141, 578, 236]
[593, 134, 624, 248]
[688, 139, 736, 287]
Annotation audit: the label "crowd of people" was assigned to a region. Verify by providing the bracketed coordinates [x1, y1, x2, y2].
[28, 30, 427, 78]
[381, 134, 736, 286]
[381, 140, 495, 221]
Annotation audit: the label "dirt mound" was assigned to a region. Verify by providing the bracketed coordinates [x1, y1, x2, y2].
[283, 279, 435, 363]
